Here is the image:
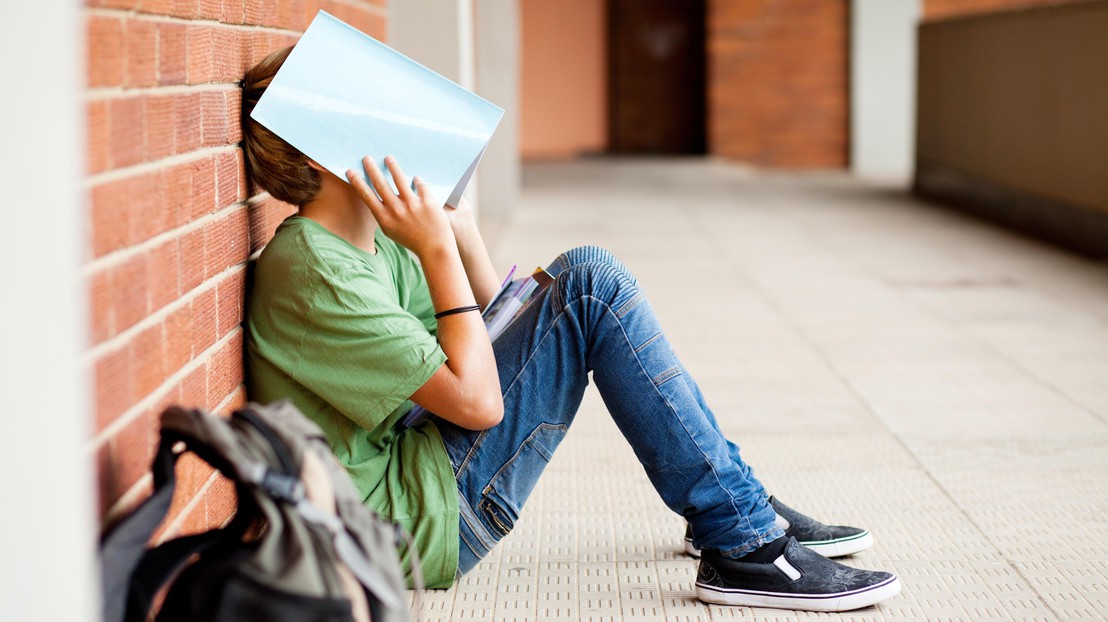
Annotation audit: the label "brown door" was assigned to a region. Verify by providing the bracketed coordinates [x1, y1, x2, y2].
[608, 0, 706, 154]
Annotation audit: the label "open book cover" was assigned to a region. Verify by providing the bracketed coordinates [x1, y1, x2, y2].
[399, 267, 555, 430]
[250, 11, 504, 206]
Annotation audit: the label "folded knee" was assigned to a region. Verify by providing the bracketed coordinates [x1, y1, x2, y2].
[553, 261, 641, 313]
[561, 245, 618, 266]
[555, 246, 638, 286]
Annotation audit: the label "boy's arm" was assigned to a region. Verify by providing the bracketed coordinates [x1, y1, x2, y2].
[446, 197, 501, 309]
[347, 156, 502, 431]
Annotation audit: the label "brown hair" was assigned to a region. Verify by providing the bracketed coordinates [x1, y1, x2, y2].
[241, 46, 320, 206]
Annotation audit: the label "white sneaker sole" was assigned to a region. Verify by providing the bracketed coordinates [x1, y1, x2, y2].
[695, 574, 901, 612]
[801, 531, 873, 558]
[684, 531, 873, 559]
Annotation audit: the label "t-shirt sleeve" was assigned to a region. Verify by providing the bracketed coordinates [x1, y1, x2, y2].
[291, 267, 447, 432]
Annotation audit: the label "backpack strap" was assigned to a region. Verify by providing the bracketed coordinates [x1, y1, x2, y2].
[99, 434, 181, 622]
[100, 408, 271, 622]
[122, 530, 227, 622]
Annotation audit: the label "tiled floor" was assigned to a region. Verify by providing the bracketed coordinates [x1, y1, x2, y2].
[416, 159, 1108, 621]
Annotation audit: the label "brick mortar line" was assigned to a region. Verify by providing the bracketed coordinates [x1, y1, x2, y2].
[84, 254, 244, 364]
[91, 325, 244, 449]
[212, 383, 246, 413]
[156, 469, 221, 544]
[97, 382, 243, 529]
[86, 82, 242, 102]
[85, 1, 388, 29]
[154, 363, 240, 543]
[323, 0, 389, 16]
[85, 6, 305, 36]
[85, 144, 240, 187]
[82, 191, 251, 276]
[102, 473, 152, 527]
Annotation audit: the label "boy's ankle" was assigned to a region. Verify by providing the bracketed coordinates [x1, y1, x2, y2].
[727, 536, 788, 564]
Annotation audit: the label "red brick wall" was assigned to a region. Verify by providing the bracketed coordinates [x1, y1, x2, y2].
[707, 0, 849, 168]
[86, 0, 387, 538]
[925, 0, 1090, 20]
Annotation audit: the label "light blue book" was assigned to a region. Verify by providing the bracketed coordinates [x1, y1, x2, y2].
[250, 11, 504, 206]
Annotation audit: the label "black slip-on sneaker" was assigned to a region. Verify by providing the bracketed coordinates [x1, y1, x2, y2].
[694, 537, 901, 611]
[769, 496, 873, 558]
[684, 496, 873, 559]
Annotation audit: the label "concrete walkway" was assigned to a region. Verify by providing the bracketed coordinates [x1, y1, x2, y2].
[418, 159, 1108, 621]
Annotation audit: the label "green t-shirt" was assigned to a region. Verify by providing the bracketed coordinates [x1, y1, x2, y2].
[246, 216, 458, 588]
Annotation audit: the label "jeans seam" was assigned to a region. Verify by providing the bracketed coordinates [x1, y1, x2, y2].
[583, 295, 752, 540]
[634, 332, 664, 353]
[454, 428, 490, 479]
[651, 367, 682, 386]
[614, 292, 645, 318]
[459, 528, 483, 562]
[498, 297, 575, 400]
[457, 490, 498, 552]
[483, 422, 567, 500]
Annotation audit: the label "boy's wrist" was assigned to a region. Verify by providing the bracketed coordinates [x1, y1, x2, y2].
[413, 239, 458, 264]
[449, 211, 478, 239]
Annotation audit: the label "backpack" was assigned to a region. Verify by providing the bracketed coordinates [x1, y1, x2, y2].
[100, 400, 418, 622]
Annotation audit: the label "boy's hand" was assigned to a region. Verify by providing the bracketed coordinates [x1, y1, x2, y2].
[444, 196, 478, 236]
[346, 156, 453, 259]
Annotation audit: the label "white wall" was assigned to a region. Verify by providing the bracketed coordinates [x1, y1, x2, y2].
[851, 0, 922, 180]
[0, 1, 98, 620]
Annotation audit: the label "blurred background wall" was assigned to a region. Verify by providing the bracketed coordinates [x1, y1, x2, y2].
[519, 0, 608, 159]
[507, 0, 1107, 255]
[915, 0, 1108, 256]
[516, 0, 851, 168]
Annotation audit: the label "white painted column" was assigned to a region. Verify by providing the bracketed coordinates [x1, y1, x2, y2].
[0, 1, 98, 620]
[850, 0, 922, 181]
[389, 0, 520, 219]
[473, 0, 521, 219]
[389, 0, 482, 212]
[389, 0, 476, 89]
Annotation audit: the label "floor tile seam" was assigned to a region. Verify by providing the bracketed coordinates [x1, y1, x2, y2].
[692, 204, 1069, 622]
[757, 205, 1108, 460]
[765, 296, 1067, 620]
[694, 208, 917, 443]
[788, 204, 1108, 429]
[900, 288, 1108, 428]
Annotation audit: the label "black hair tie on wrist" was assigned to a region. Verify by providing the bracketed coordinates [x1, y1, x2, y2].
[434, 304, 481, 320]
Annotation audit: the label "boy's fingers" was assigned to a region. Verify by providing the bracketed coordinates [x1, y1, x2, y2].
[384, 156, 414, 199]
[362, 156, 397, 207]
[413, 176, 439, 205]
[346, 169, 386, 213]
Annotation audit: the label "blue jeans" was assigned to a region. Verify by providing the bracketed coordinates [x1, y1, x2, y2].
[435, 246, 784, 575]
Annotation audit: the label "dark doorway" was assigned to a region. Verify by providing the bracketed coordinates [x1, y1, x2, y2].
[608, 0, 707, 154]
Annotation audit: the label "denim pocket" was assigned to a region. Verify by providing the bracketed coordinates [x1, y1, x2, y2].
[480, 422, 567, 537]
